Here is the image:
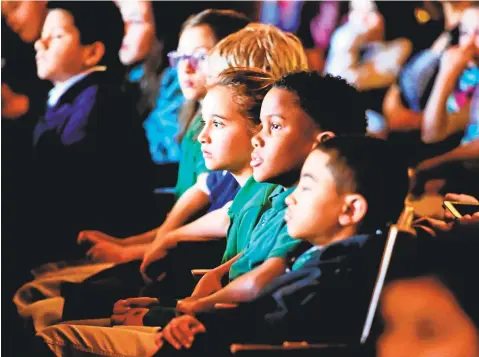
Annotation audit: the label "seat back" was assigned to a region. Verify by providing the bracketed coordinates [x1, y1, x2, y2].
[360, 206, 415, 344]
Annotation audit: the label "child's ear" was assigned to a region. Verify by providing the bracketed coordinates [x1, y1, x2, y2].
[338, 194, 368, 227]
[315, 131, 335, 145]
[83, 42, 105, 67]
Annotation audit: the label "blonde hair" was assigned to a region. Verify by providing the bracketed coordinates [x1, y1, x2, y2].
[207, 23, 309, 80]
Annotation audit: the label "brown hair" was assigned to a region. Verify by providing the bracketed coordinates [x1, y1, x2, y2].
[176, 9, 251, 143]
[209, 67, 274, 127]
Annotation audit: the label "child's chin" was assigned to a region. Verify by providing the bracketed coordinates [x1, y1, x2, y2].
[286, 227, 299, 239]
[253, 170, 270, 183]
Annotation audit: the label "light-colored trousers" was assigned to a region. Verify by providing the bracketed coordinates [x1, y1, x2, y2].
[38, 320, 159, 357]
[13, 260, 114, 332]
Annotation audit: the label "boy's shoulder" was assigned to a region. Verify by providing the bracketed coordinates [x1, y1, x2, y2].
[228, 177, 278, 217]
[54, 71, 123, 109]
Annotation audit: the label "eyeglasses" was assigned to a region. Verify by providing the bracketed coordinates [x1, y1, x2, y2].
[167, 50, 208, 70]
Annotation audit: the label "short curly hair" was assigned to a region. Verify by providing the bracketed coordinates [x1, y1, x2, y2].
[273, 71, 368, 135]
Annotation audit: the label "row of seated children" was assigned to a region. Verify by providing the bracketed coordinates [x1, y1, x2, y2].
[13, 6, 307, 331]
[22, 61, 401, 355]
[7, 2, 479, 356]
[27, 69, 479, 356]
[9, 3, 414, 354]
[9, 2, 368, 352]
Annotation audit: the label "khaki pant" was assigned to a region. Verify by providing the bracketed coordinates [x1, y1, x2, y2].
[14, 261, 114, 332]
[38, 320, 159, 357]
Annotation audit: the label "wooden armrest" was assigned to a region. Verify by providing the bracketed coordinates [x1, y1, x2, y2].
[214, 303, 238, 310]
[230, 342, 349, 354]
[191, 269, 211, 276]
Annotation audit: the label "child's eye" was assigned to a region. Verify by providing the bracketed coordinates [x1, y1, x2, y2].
[270, 123, 282, 131]
[213, 120, 224, 128]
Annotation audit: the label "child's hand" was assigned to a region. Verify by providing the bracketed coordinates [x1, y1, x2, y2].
[444, 193, 479, 205]
[383, 84, 406, 121]
[1, 83, 29, 119]
[78, 230, 121, 246]
[444, 193, 479, 221]
[86, 241, 132, 263]
[113, 297, 160, 314]
[140, 235, 177, 282]
[439, 43, 475, 80]
[111, 297, 159, 326]
[161, 315, 206, 350]
[176, 298, 212, 315]
[111, 307, 149, 326]
[457, 213, 479, 226]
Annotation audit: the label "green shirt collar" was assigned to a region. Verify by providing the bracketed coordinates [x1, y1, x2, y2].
[228, 176, 268, 216]
[269, 185, 295, 210]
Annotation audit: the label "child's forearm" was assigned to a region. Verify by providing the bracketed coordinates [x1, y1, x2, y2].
[156, 184, 210, 237]
[422, 70, 458, 143]
[195, 257, 286, 308]
[165, 203, 231, 243]
[123, 244, 152, 260]
[120, 228, 158, 246]
[122, 184, 211, 247]
[423, 140, 479, 169]
[388, 107, 423, 132]
[190, 254, 242, 298]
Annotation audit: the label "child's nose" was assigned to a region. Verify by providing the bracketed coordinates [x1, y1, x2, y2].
[251, 132, 264, 148]
[285, 192, 296, 207]
[198, 126, 210, 144]
[34, 38, 46, 52]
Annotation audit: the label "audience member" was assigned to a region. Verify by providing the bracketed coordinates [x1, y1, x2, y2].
[378, 235, 479, 357]
[412, 6, 479, 198]
[30, 1, 156, 265]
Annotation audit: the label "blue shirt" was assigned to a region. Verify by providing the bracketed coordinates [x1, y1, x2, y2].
[206, 171, 240, 212]
[143, 67, 185, 164]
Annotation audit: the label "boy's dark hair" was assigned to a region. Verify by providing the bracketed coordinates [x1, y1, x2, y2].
[273, 71, 368, 136]
[47, 2, 124, 73]
[317, 136, 409, 233]
[181, 9, 251, 43]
